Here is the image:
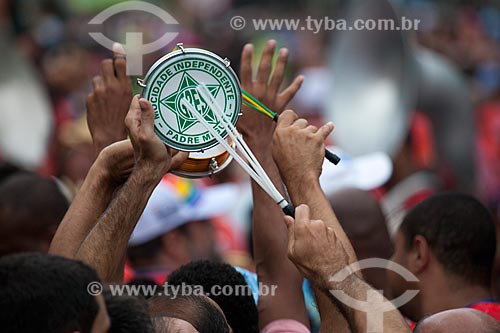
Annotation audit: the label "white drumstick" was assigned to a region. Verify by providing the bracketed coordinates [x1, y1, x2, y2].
[196, 85, 285, 202]
[180, 97, 293, 216]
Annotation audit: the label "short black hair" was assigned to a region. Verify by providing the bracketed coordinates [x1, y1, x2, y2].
[0, 173, 69, 255]
[0, 162, 24, 185]
[400, 193, 496, 287]
[104, 291, 153, 333]
[0, 253, 101, 333]
[148, 295, 230, 333]
[167, 260, 259, 333]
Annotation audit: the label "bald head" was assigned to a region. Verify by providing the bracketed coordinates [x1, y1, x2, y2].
[147, 295, 230, 333]
[152, 317, 199, 333]
[414, 308, 500, 333]
[329, 187, 392, 290]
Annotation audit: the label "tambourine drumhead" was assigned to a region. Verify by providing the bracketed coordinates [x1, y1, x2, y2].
[141, 47, 242, 152]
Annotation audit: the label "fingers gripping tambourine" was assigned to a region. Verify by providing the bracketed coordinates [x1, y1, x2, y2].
[139, 43, 338, 216]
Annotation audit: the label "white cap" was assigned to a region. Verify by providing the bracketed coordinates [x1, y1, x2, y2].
[129, 179, 239, 246]
[320, 147, 393, 195]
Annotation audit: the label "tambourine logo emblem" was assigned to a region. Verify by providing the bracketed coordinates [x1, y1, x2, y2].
[145, 56, 240, 151]
[164, 72, 220, 133]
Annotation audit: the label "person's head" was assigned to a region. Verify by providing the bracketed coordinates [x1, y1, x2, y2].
[148, 295, 230, 333]
[0, 172, 69, 256]
[151, 317, 198, 333]
[103, 291, 153, 333]
[0, 253, 110, 333]
[329, 187, 392, 291]
[414, 308, 500, 333]
[388, 193, 496, 321]
[128, 220, 219, 271]
[0, 162, 23, 184]
[167, 260, 258, 333]
[127, 179, 235, 270]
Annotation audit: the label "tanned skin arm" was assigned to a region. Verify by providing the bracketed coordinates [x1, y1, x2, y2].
[284, 205, 411, 333]
[237, 40, 309, 328]
[75, 97, 187, 282]
[272, 110, 356, 332]
[49, 48, 133, 258]
[48, 142, 132, 258]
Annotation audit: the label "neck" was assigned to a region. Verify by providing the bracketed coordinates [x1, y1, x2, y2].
[419, 274, 491, 319]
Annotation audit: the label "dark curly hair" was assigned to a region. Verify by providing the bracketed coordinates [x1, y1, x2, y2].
[103, 292, 153, 333]
[167, 260, 259, 333]
[0, 253, 100, 333]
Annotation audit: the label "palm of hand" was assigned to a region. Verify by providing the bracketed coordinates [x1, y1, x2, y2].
[237, 40, 304, 144]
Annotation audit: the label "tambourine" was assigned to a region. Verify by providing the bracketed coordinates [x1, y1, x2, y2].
[138, 43, 241, 178]
[138, 43, 339, 217]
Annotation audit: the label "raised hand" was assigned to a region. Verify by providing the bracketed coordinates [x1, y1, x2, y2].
[86, 43, 133, 156]
[284, 204, 349, 287]
[237, 39, 304, 145]
[272, 110, 334, 185]
[96, 140, 134, 186]
[125, 96, 187, 179]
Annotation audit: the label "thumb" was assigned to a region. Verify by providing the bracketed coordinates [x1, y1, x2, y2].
[138, 98, 155, 137]
[125, 95, 141, 140]
[284, 215, 295, 231]
[284, 215, 296, 256]
[169, 150, 189, 171]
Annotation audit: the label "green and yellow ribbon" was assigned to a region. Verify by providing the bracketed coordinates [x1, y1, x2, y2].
[241, 89, 278, 121]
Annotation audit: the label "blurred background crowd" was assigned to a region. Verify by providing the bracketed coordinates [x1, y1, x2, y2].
[1, 0, 500, 298]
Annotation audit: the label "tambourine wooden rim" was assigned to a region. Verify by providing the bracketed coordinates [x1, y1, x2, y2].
[140, 46, 242, 153]
[171, 140, 235, 178]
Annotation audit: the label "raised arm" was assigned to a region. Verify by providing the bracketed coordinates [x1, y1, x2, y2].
[49, 141, 133, 257]
[284, 205, 411, 333]
[87, 43, 133, 156]
[272, 110, 353, 332]
[237, 40, 308, 329]
[272, 111, 355, 261]
[50, 46, 133, 257]
[75, 97, 187, 282]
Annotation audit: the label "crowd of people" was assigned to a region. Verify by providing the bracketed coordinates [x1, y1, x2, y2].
[1, 0, 500, 332]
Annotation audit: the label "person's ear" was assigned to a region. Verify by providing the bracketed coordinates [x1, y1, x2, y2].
[407, 235, 430, 274]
